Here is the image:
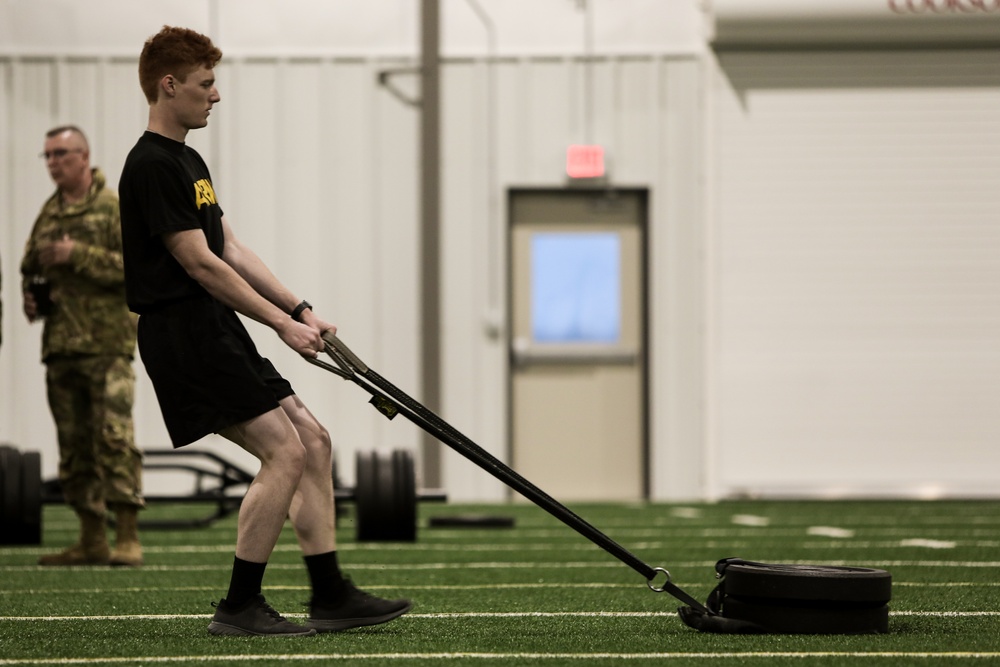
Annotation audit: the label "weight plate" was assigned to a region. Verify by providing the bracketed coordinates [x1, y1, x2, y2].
[723, 561, 892, 603]
[391, 450, 417, 542]
[331, 454, 349, 524]
[0, 447, 23, 546]
[721, 597, 890, 634]
[355, 449, 418, 542]
[19, 451, 43, 545]
[373, 451, 397, 538]
[355, 450, 377, 540]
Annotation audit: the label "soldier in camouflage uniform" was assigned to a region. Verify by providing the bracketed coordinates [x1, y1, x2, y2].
[20, 125, 144, 567]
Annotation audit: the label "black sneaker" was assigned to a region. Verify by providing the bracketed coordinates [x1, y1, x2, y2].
[306, 579, 412, 632]
[208, 595, 317, 637]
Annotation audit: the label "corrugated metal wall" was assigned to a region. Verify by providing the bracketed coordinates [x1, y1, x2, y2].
[0, 54, 707, 501]
[711, 49, 1000, 498]
[8, 46, 995, 501]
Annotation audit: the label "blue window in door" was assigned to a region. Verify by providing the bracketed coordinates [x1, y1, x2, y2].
[531, 232, 621, 343]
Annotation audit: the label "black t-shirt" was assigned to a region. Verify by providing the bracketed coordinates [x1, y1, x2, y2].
[119, 131, 225, 313]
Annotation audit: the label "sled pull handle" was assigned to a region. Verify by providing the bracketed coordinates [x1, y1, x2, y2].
[316, 331, 712, 615]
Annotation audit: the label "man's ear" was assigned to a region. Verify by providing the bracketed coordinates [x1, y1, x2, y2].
[160, 75, 176, 98]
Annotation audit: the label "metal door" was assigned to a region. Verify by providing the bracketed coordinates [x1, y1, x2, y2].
[509, 188, 647, 501]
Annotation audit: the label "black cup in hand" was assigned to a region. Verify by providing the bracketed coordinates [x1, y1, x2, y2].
[27, 277, 54, 317]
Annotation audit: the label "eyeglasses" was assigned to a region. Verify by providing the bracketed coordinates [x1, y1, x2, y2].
[39, 148, 84, 160]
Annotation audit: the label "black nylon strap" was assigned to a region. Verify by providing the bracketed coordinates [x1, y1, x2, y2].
[661, 580, 713, 613]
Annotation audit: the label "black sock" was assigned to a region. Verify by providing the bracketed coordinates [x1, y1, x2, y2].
[304, 551, 347, 604]
[225, 556, 267, 607]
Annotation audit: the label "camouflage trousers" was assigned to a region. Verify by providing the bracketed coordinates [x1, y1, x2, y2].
[45, 355, 145, 517]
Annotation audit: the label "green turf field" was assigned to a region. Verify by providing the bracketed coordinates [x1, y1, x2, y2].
[1, 499, 998, 666]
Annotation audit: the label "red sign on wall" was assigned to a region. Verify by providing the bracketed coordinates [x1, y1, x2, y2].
[566, 144, 605, 179]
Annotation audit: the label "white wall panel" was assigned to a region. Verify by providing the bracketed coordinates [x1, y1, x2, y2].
[207, 57, 424, 484]
[309, 61, 401, 476]
[101, 60, 152, 190]
[650, 57, 709, 501]
[0, 60, 15, 449]
[2, 51, 713, 503]
[712, 50, 1000, 498]
[370, 61, 422, 460]
[0, 1, 706, 58]
[12, 45, 996, 504]
[0, 54, 423, 487]
[0, 1, 212, 57]
[610, 59, 661, 183]
[440, 62, 502, 499]
[3, 60, 62, 469]
[525, 60, 578, 180]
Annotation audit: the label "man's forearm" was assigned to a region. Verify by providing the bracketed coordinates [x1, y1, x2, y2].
[194, 259, 289, 329]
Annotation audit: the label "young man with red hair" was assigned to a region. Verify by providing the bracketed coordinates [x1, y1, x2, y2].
[119, 25, 410, 637]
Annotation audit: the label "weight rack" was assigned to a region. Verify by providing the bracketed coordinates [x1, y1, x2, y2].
[0, 445, 446, 545]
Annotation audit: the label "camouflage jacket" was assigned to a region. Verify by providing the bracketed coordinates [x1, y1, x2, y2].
[20, 168, 137, 361]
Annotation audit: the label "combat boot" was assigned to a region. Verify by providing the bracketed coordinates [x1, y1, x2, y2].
[38, 510, 110, 566]
[109, 505, 143, 567]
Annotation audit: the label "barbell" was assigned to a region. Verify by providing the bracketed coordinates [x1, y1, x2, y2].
[0, 444, 445, 546]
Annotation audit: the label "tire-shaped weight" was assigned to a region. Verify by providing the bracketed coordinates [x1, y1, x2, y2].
[355, 449, 417, 542]
[0, 447, 23, 546]
[721, 597, 890, 635]
[715, 560, 892, 634]
[723, 562, 892, 603]
[19, 451, 43, 545]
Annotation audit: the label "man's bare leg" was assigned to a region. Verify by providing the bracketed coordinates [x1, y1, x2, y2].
[207, 407, 315, 637]
[280, 394, 336, 555]
[278, 394, 412, 632]
[220, 407, 307, 562]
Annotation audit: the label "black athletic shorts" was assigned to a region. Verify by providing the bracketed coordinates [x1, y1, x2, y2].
[136, 296, 295, 448]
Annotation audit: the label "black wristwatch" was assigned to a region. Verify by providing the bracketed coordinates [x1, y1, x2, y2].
[291, 300, 313, 322]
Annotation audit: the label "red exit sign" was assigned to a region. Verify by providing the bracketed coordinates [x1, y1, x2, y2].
[566, 144, 605, 179]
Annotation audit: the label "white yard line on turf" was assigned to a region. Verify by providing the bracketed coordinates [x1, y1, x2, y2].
[4, 581, 1000, 597]
[730, 515, 771, 527]
[804, 541, 1000, 549]
[806, 526, 856, 538]
[1, 610, 998, 623]
[0, 583, 631, 596]
[7, 540, 998, 562]
[4, 559, 1000, 573]
[3, 651, 1000, 665]
[17, 524, 1000, 551]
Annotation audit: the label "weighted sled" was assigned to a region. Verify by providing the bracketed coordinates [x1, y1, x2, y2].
[311, 333, 897, 636]
[721, 560, 892, 603]
[679, 558, 892, 634]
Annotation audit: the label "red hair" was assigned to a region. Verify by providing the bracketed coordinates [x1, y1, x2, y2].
[138, 26, 223, 104]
